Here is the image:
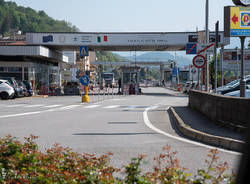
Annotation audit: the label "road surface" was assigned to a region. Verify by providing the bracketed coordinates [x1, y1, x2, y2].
[0, 87, 241, 175]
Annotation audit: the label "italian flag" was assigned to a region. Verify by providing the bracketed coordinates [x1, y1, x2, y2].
[97, 35, 108, 42]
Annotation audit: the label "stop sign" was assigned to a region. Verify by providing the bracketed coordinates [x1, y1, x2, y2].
[192, 55, 206, 68]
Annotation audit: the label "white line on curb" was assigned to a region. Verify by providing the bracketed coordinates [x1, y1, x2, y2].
[143, 105, 241, 156]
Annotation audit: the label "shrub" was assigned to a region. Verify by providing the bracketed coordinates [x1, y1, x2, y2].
[0, 135, 235, 183]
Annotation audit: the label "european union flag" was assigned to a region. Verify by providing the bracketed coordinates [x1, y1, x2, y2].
[43, 35, 53, 43]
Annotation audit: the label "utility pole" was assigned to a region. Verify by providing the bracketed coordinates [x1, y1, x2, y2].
[205, 0, 210, 91]
[214, 21, 219, 93]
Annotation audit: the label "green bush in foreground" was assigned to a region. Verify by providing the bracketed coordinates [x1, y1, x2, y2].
[0, 135, 235, 184]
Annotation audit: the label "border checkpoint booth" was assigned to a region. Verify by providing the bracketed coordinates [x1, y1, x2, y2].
[121, 66, 140, 95]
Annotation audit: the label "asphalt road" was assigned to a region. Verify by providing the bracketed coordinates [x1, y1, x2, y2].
[0, 87, 241, 175]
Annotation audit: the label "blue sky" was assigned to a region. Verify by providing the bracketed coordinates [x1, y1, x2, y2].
[6, 0, 247, 58]
[7, 0, 235, 32]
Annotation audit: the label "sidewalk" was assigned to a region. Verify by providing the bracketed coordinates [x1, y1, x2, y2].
[169, 105, 245, 152]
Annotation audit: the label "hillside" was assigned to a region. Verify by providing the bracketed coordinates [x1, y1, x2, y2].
[0, 0, 79, 36]
[126, 51, 192, 68]
[96, 51, 130, 62]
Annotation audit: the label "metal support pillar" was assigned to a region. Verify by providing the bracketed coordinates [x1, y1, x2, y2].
[240, 36, 246, 97]
[205, 0, 210, 91]
[160, 64, 164, 81]
[220, 46, 224, 87]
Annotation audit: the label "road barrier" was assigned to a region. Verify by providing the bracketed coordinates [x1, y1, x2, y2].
[85, 85, 116, 103]
[189, 90, 249, 131]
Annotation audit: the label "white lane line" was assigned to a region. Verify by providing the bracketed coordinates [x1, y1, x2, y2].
[143, 105, 241, 156]
[6, 104, 25, 107]
[24, 104, 44, 108]
[43, 104, 62, 108]
[83, 105, 101, 109]
[0, 111, 41, 118]
[0, 105, 82, 119]
[103, 105, 120, 109]
[110, 99, 127, 101]
[58, 105, 82, 110]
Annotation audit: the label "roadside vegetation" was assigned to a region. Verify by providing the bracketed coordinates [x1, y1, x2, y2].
[0, 135, 235, 183]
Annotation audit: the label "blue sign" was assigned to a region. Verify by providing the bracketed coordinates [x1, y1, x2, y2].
[80, 46, 89, 57]
[43, 35, 53, 43]
[80, 75, 90, 86]
[186, 43, 197, 55]
[172, 68, 179, 77]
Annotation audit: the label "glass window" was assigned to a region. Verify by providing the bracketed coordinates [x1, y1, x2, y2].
[8, 67, 22, 72]
[123, 73, 130, 84]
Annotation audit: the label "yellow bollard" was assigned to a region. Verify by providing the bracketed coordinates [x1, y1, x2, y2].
[82, 86, 89, 103]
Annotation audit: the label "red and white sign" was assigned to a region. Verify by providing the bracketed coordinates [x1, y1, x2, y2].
[193, 55, 206, 68]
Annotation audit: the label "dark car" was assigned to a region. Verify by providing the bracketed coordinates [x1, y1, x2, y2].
[0, 77, 23, 97]
[63, 82, 80, 95]
[224, 89, 250, 97]
[22, 80, 33, 96]
[17, 81, 29, 97]
[216, 78, 250, 95]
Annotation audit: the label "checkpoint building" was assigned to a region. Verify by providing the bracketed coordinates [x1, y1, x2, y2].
[0, 31, 229, 95]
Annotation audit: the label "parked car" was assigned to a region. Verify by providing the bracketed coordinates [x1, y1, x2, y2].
[17, 81, 29, 97]
[0, 79, 15, 100]
[22, 80, 33, 96]
[216, 78, 250, 95]
[224, 89, 250, 97]
[183, 81, 198, 93]
[63, 82, 80, 95]
[0, 77, 23, 97]
[183, 81, 192, 93]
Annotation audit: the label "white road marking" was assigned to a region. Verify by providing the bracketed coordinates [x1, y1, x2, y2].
[24, 104, 44, 108]
[103, 105, 120, 109]
[43, 105, 62, 108]
[110, 99, 127, 101]
[83, 105, 101, 109]
[143, 104, 241, 156]
[0, 105, 82, 119]
[0, 111, 41, 118]
[6, 104, 24, 107]
[58, 105, 82, 110]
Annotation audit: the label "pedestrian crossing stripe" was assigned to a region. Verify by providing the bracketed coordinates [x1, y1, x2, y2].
[83, 105, 101, 109]
[103, 105, 119, 109]
[2, 104, 152, 110]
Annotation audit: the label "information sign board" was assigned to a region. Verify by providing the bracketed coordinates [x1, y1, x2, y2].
[224, 6, 250, 37]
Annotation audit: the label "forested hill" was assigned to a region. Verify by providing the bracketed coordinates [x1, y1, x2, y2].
[0, 0, 79, 36]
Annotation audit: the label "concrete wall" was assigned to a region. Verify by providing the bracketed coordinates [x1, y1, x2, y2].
[189, 90, 250, 128]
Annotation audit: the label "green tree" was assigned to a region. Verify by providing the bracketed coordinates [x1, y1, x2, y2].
[0, 0, 79, 34]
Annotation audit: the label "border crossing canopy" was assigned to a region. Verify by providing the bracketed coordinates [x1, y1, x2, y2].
[26, 32, 229, 51]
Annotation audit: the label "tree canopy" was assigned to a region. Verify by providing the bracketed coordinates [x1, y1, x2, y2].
[0, 0, 79, 36]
